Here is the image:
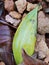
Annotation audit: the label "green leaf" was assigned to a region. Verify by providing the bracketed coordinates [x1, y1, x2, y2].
[13, 5, 39, 65]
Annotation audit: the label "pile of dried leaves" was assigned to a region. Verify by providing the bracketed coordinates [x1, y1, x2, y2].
[0, 0, 49, 65]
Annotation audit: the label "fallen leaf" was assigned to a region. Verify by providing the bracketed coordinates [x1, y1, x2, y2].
[0, 22, 15, 65]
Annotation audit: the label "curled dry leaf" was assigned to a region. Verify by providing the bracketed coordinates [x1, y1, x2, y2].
[0, 23, 12, 52]
[0, 23, 15, 65]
